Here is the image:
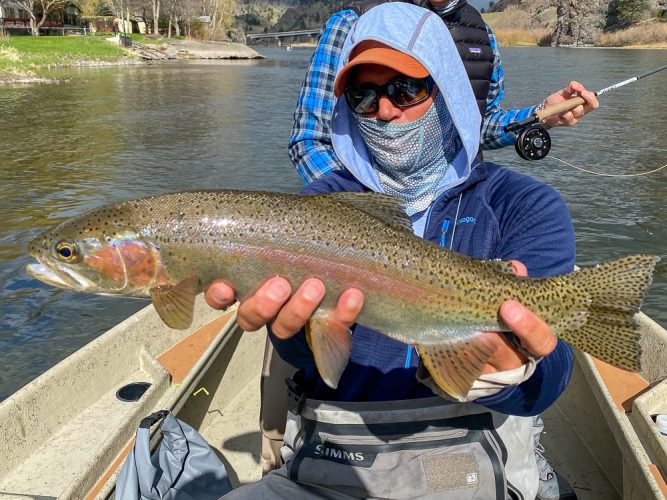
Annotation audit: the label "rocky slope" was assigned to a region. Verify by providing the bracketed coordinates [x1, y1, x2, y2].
[239, 0, 666, 46]
[490, 0, 666, 45]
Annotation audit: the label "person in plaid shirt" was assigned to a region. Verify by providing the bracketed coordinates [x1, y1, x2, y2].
[288, 0, 599, 185]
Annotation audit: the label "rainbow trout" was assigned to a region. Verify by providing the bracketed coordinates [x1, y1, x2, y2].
[27, 190, 658, 400]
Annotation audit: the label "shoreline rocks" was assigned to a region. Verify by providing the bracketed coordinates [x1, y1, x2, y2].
[134, 40, 264, 61]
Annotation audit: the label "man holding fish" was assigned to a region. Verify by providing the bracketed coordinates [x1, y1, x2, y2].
[283, 1, 598, 498]
[201, 3, 648, 498]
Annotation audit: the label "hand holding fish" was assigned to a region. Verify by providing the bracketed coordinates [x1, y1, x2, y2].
[541, 81, 599, 128]
[205, 277, 364, 340]
[481, 260, 558, 373]
[204, 260, 559, 375]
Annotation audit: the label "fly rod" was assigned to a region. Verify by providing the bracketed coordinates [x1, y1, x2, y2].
[504, 63, 667, 160]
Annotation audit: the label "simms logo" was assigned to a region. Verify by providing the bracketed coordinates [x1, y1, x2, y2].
[315, 444, 364, 461]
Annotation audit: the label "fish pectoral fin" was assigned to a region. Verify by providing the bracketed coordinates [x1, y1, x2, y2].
[150, 275, 200, 330]
[305, 312, 352, 390]
[417, 333, 501, 401]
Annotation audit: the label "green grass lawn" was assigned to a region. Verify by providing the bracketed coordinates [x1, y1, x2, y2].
[0, 35, 129, 76]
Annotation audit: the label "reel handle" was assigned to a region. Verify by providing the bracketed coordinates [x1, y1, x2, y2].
[536, 96, 586, 122]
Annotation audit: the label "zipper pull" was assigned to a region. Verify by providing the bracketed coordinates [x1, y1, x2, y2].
[440, 218, 451, 248]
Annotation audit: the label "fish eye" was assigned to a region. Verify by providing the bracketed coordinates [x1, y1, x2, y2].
[54, 241, 81, 263]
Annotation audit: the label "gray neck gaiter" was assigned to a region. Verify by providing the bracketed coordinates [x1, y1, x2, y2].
[354, 92, 461, 216]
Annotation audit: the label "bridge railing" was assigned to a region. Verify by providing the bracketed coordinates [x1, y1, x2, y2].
[245, 29, 322, 42]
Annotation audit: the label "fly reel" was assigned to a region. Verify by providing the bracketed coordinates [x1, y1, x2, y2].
[514, 123, 551, 161]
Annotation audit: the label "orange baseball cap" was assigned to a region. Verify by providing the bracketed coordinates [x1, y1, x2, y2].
[333, 40, 430, 97]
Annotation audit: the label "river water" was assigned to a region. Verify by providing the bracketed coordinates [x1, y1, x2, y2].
[0, 46, 665, 400]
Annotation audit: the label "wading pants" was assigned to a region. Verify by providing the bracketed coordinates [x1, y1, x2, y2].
[223, 385, 538, 499]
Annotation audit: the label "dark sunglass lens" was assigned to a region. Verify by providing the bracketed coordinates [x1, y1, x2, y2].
[346, 88, 378, 114]
[389, 78, 429, 107]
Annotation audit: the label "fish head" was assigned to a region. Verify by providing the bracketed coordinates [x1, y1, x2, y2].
[27, 205, 164, 297]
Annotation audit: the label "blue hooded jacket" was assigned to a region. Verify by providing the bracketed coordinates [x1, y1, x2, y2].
[271, 3, 575, 416]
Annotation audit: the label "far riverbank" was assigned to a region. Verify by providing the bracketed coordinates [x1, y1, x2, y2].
[3, 27, 664, 85]
[0, 36, 262, 84]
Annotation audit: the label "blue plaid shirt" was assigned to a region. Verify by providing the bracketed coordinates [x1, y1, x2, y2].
[288, 9, 538, 184]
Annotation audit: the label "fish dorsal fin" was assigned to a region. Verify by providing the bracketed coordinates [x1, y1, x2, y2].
[483, 259, 519, 276]
[305, 310, 352, 389]
[324, 192, 413, 233]
[150, 275, 200, 329]
[417, 332, 502, 401]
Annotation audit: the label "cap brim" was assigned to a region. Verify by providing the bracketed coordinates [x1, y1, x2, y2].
[334, 46, 429, 96]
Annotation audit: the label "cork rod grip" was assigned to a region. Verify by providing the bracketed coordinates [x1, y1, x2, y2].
[536, 96, 586, 122]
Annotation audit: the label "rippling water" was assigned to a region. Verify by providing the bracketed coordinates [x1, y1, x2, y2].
[0, 46, 665, 400]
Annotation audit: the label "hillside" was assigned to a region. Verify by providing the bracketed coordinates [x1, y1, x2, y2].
[236, 0, 342, 33]
[487, 0, 666, 45]
[238, 0, 667, 46]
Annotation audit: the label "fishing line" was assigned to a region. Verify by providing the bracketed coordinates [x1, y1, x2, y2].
[548, 155, 667, 177]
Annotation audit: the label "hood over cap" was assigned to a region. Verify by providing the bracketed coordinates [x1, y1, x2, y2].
[330, 2, 481, 205]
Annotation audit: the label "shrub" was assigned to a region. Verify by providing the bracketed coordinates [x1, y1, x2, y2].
[494, 28, 553, 46]
[492, 5, 536, 31]
[616, 0, 651, 26]
[596, 22, 667, 46]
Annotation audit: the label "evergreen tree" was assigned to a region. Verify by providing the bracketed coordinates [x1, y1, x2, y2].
[616, 0, 650, 25]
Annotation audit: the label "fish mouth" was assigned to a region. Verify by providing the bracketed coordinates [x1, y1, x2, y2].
[26, 260, 95, 291]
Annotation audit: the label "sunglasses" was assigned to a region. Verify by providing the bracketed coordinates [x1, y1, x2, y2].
[344, 76, 432, 115]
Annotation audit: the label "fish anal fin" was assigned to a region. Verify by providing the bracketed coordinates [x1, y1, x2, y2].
[417, 333, 501, 401]
[150, 275, 200, 330]
[306, 312, 352, 389]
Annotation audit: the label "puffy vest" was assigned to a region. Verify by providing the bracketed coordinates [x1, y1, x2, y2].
[345, 0, 494, 116]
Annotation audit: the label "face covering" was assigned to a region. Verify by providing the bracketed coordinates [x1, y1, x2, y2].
[354, 91, 461, 216]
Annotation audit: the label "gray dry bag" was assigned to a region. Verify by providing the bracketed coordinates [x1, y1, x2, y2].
[115, 410, 233, 499]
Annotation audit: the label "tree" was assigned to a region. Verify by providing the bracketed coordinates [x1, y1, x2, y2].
[14, 0, 66, 35]
[166, 0, 182, 37]
[204, 0, 235, 38]
[616, 0, 651, 25]
[151, 0, 159, 34]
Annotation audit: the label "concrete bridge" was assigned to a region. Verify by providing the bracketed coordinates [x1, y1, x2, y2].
[246, 29, 322, 46]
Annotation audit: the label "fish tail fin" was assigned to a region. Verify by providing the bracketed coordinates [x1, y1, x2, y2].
[417, 333, 504, 401]
[556, 255, 659, 371]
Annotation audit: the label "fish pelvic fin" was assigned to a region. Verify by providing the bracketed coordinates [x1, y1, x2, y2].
[150, 275, 200, 329]
[306, 311, 352, 389]
[558, 255, 659, 372]
[417, 333, 502, 401]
